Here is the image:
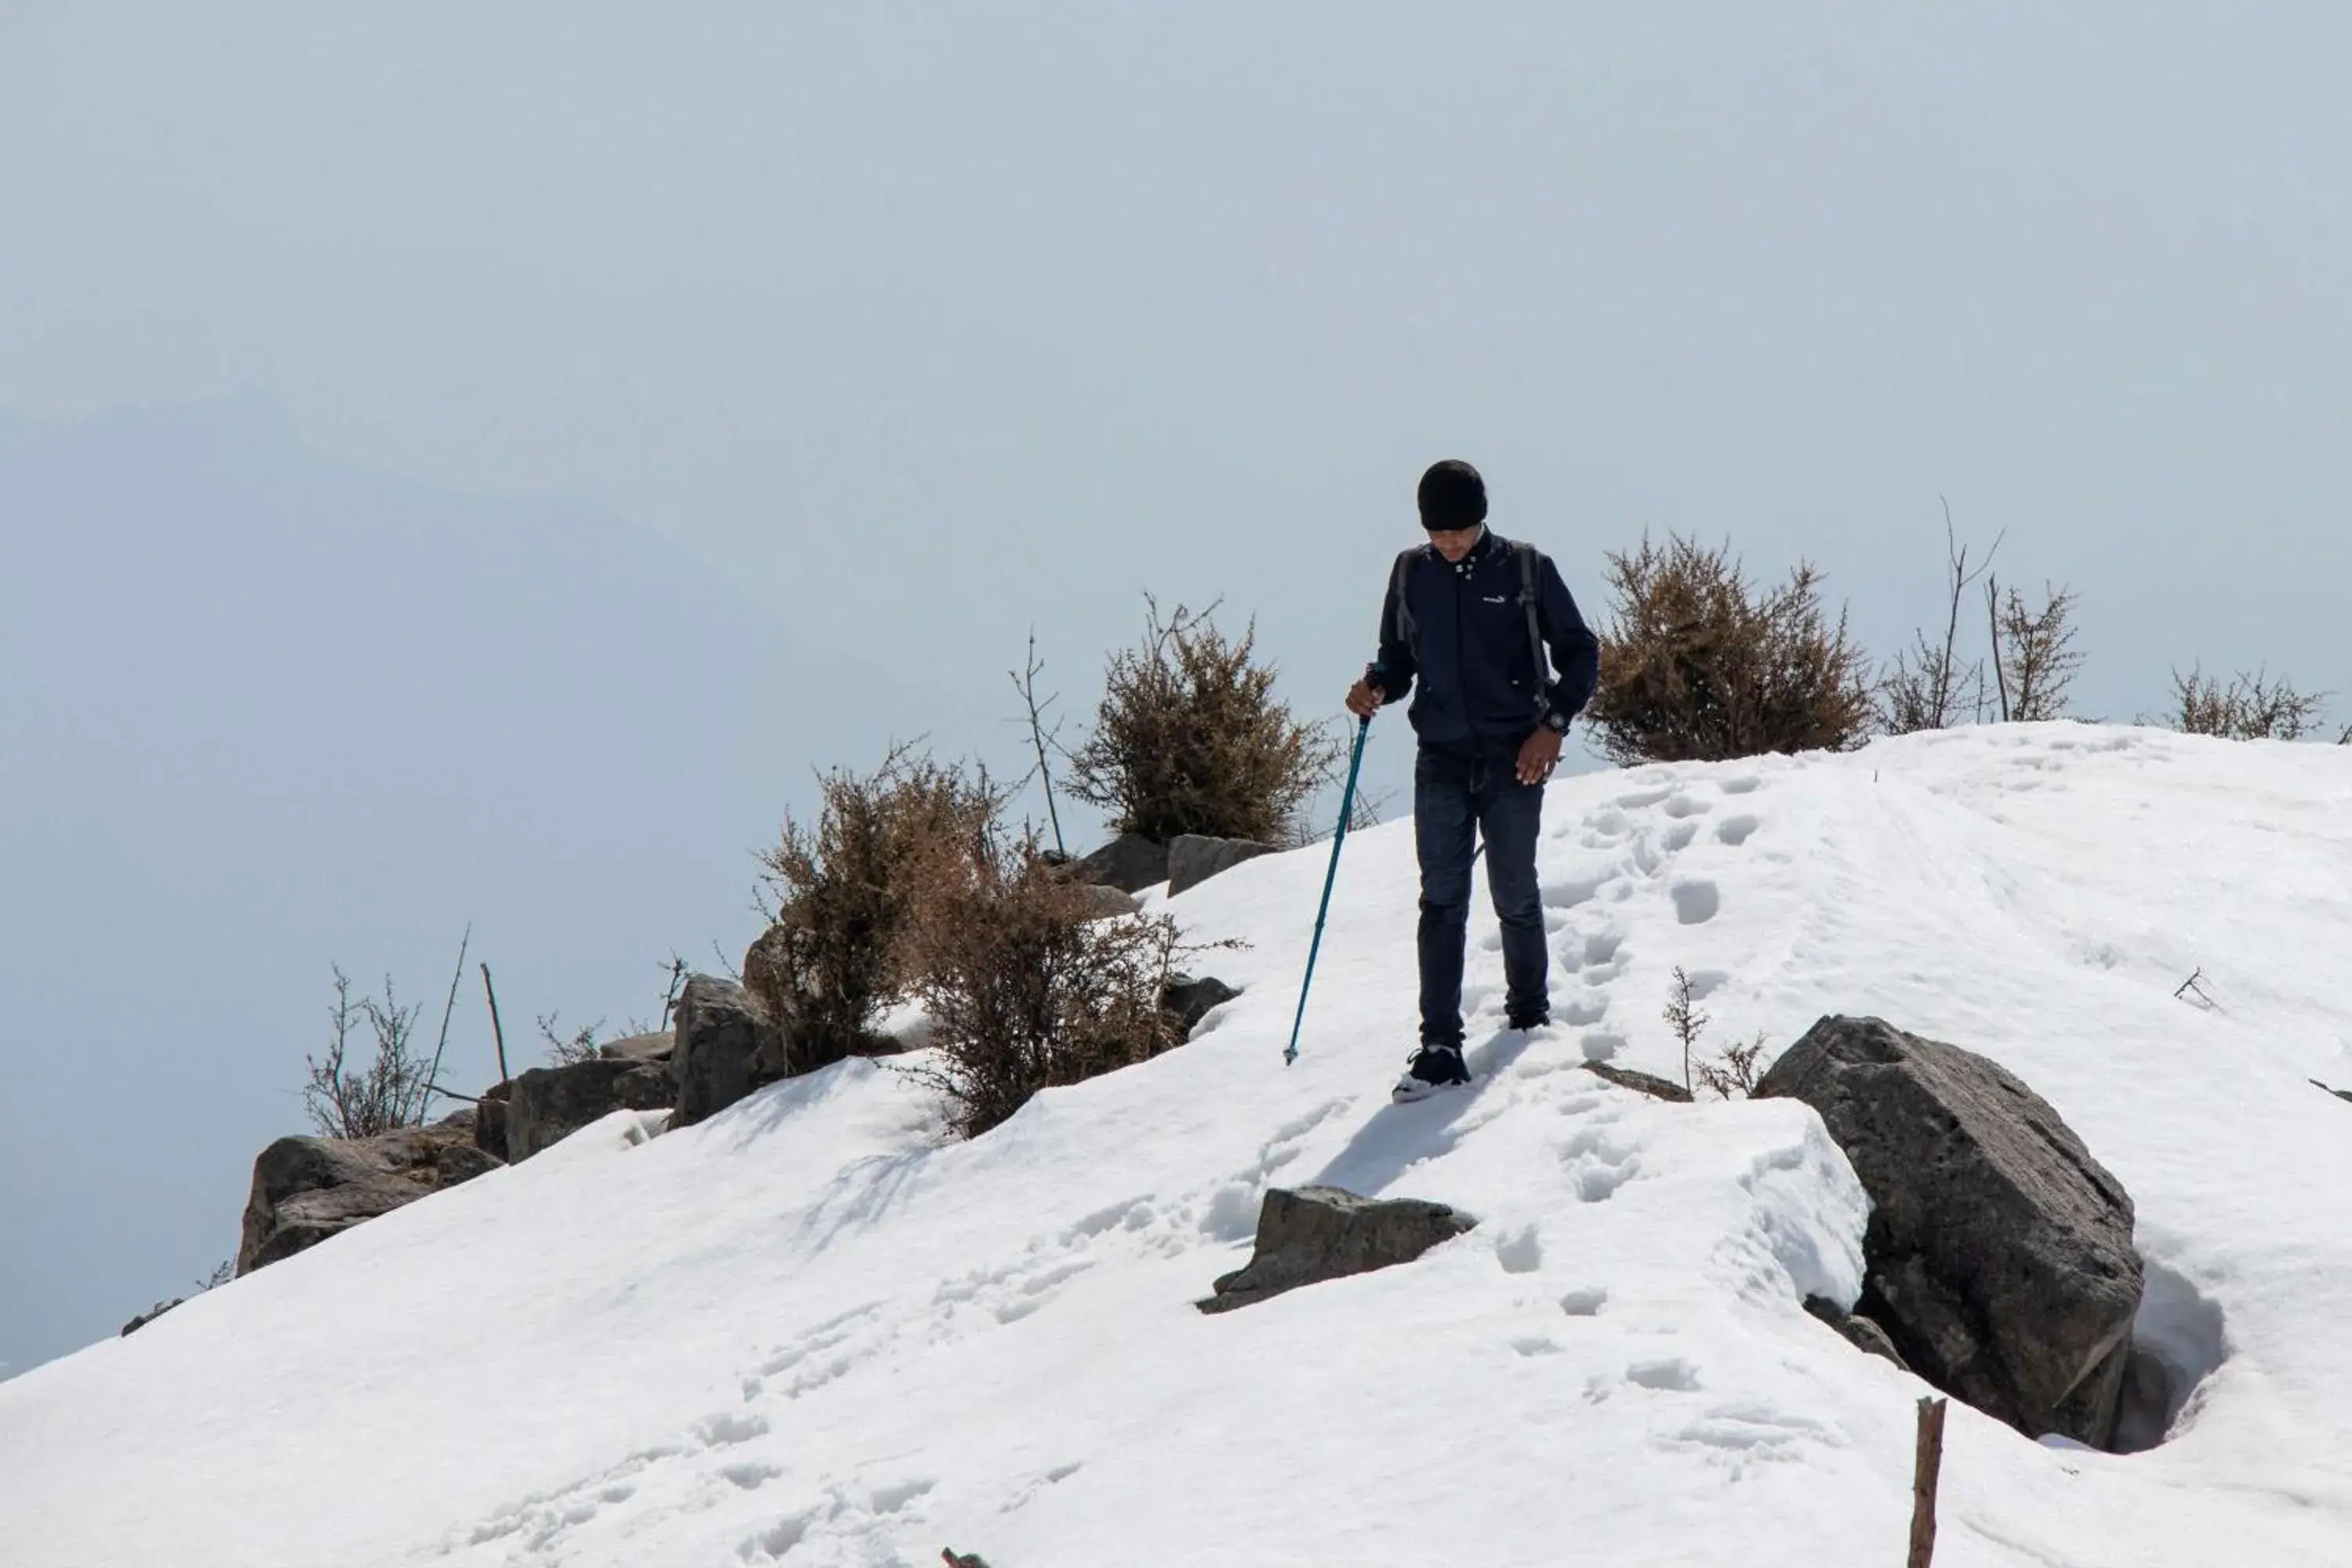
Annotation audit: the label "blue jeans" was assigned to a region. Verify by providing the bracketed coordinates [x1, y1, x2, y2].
[1415, 740, 1548, 1046]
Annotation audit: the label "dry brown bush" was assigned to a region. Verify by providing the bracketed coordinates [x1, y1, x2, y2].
[1987, 580, 2085, 723]
[2164, 666, 2332, 742]
[754, 746, 1000, 1071]
[1070, 597, 1339, 844]
[902, 820, 1213, 1139]
[1584, 535, 1874, 765]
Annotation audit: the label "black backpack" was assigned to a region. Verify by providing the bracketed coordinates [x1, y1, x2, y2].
[1388, 537, 1550, 717]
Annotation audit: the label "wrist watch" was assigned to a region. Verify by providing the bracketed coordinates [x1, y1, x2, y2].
[1542, 706, 1571, 735]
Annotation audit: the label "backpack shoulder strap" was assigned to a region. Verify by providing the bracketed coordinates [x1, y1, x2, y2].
[1515, 540, 1550, 710]
[1390, 545, 1424, 656]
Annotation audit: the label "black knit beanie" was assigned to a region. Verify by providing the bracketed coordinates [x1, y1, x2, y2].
[1417, 459, 1487, 532]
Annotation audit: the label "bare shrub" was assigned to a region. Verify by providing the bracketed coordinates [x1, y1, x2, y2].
[1695, 1033, 1771, 1099]
[1070, 597, 1340, 844]
[1011, 630, 1070, 859]
[1987, 579, 2085, 723]
[2165, 666, 2331, 741]
[755, 746, 1000, 1070]
[1584, 535, 1874, 765]
[1880, 513, 2000, 734]
[543, 954, 692, 1058]
[902, 820, 1222, 1139]
[303, 967, 430, 1139]
[537, 1012, 604, 1066]
[1664, 966, 1709, 1097]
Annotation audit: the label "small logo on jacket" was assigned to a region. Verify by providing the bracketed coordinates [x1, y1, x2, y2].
[1483, 594, 1508, 604]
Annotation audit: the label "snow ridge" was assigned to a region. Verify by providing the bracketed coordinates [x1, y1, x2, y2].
[4, 724, 2350, 1566]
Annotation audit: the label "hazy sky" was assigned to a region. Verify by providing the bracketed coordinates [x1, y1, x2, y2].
[7, 3, 2351, 1373]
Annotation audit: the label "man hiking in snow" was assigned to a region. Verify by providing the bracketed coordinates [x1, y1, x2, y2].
[1345, 459, 1602, 1103]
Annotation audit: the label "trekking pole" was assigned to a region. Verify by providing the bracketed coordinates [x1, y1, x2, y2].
[1284, 714, 1371, 1065]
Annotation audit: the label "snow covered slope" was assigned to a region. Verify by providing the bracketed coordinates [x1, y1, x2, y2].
[6, 724, 2351, 1567]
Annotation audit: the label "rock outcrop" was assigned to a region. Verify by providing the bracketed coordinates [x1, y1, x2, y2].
[1071, 833, 1170, 895]
[671, 975, 792, 1128]
[1166, 833, 1276, 895]
[238, 1123, 500, 1277]
[1162, 975, 1240, 1037]
[506, 1056, 676, 1162]
[1071, 883, 1145, 921]
[599, 1030, 675, 1065]
[1802, 1294, 1911, 1371]
[474, 1080, 513, 1162]
[1756, 1015, 2143, 1448]
[1199, 1186, 1475, 1315]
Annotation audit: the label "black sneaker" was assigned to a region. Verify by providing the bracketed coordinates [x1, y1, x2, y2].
[1506, 1005, 1550, 1032]
[1392, 1043, 1472, 1103]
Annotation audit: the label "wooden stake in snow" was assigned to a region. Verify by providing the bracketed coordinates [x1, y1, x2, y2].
[1909, 1395, 1948, 1568]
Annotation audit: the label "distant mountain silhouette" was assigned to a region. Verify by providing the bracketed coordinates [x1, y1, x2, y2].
[0, 395, 922, 1377]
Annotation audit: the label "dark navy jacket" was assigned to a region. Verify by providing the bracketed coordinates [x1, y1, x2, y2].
[1367, 528, 1602, 752]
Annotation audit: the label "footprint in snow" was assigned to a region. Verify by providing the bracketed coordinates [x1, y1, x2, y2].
[1561, 1125, 1642, 1202]
[1494, 1225, 1544, 1275]
[1626, 1357, 1702, 1392]
[1714, 814, 1759, 847]
[737, 1477, 938, 1563]
[1671, 880, 1721, 925]
[1556, 995, 1610, 1027]
[1559, 1287, 1609, 1317]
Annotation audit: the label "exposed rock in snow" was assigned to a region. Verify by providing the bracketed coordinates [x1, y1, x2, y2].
[1580, 1060, 1693, 1102]
[597, 1030, 676, 1064]
[1161, 975, 1240, 1037]
[507, 1058, 677, 1163]
[1167, 833, 1276, 895]
[1069, 882, 1144, 921]
[473, 1079, 512, 1162]
[1198, 1185, 1475, 1314]
[1069, 831, 1169, 894]
[236, 1123, 499, 1276]
[671, 975, 791, 1128]
[1757, 1014, 2142, 1447]
[1803, 1293, 1911, 1370]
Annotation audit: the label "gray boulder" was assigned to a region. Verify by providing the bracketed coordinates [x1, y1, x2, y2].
[1162, 975, 1240, 1037]
[1073, 832, 1170, 894]
[1803, 1294, 1912, 1372]
[1071, 883, 1145, 921]
[238, 1123, 501, 1277]
[1167, 833, 1277, 895]
[599, 1030, 676, 1063]
[671, 975, 792, 1128]
[474, 1080, 513, 1162]
[1199, 1185, 1475, 1315]
[1756, 1015, 2142, 1448]
[506, 1057, 676, 1162]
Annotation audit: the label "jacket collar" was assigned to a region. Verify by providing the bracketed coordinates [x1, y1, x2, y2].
[1426, 525, 1504, 566]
